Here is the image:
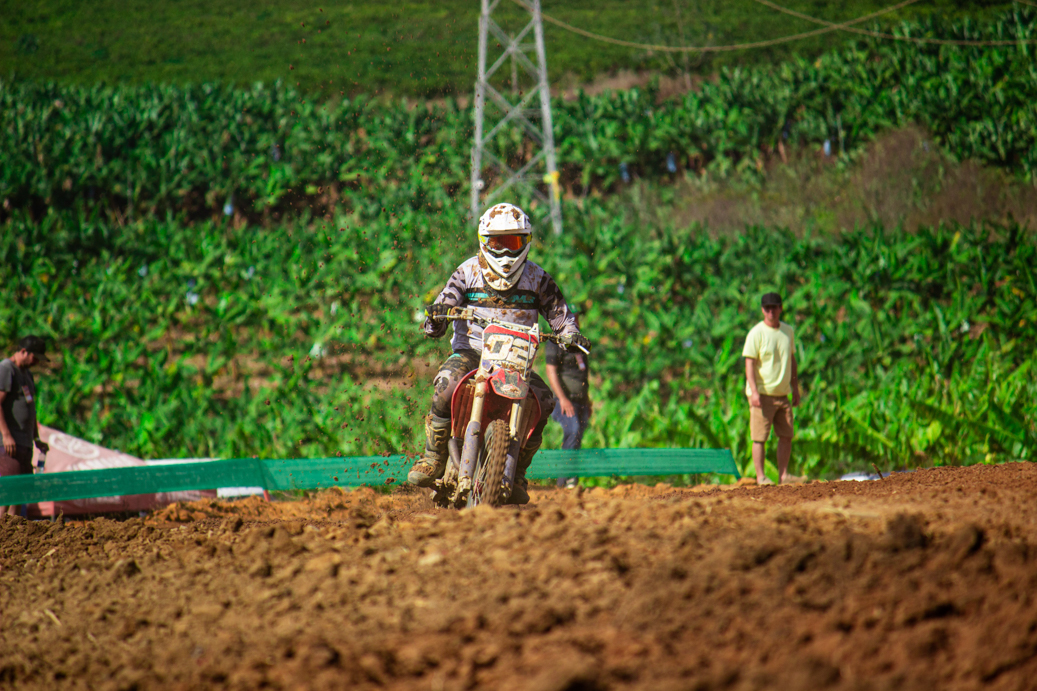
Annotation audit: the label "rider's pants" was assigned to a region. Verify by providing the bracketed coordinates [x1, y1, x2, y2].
[429, 349, 555, 449]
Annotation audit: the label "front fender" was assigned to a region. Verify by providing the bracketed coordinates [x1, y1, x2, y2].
[489, 369, 528, 400]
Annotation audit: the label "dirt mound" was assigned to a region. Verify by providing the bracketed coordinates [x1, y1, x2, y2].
[3, 463, 1036, 690]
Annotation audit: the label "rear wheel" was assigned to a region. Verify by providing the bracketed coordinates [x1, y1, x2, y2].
[467, 419, 509, 508]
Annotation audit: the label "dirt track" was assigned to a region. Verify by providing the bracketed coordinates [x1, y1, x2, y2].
[2, 463, 1037, 691]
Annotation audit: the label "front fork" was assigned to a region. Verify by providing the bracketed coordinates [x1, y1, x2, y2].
[457, 371, 489, 494]
[501, 400, 527, 498]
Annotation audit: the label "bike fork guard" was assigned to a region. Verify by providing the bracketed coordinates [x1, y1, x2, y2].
[444, 438, 462, 487]
[501, 400, 526, 497]
[458, 371, 490, 490]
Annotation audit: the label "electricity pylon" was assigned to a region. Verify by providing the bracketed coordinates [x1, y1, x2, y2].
[470, 0, 563, 234]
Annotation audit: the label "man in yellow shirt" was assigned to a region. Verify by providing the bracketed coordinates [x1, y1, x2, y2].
[742, 293, 801, 485]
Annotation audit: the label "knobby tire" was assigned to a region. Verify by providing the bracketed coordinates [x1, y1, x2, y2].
[468, 419, 509, 508]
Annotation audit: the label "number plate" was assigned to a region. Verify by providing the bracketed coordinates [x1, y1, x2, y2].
[481, 325, 538, 373]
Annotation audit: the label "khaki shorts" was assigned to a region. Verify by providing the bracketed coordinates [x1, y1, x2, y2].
[749, 395, 794, 442]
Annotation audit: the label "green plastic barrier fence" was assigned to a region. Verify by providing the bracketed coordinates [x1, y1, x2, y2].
[0, 448, 738, 507]
[534, 448, 738, 480]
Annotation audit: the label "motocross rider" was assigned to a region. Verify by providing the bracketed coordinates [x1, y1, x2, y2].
[407, 203, 589, 504]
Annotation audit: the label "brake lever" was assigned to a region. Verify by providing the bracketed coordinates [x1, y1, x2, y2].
[548, 333, 590, 355]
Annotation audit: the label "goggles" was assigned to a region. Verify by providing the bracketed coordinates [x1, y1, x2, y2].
[480, 233, 530, 253]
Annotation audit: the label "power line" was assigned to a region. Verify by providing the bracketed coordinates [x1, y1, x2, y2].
[753, 0, 1037, 47]
[512, 0, 1037, 52]
[508, 0, 919, 52]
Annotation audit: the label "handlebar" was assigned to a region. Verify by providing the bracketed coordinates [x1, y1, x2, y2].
[426, 306, 589, 353]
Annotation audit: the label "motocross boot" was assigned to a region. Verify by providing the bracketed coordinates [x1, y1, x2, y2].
[506, 438, 541, 505]
[407, 414, 452, 487]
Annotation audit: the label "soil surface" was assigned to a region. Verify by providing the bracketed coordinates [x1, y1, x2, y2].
[3, 463, 1037, 691]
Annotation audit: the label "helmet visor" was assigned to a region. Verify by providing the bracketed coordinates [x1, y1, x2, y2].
[480, 233, 530, 253]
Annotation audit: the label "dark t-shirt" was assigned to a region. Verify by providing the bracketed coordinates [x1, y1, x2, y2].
[544, 341, 590, 402]
[0, 358, 37, 447]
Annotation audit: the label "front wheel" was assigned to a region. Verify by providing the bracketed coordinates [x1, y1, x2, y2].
[467, 419, 509, 508]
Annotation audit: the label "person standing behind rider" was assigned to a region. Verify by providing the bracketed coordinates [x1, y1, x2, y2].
[407, 203, 589, 504]
[0, 336, 51, 516]
[743, 292, 801, 485]
[544, 309, 592, 488]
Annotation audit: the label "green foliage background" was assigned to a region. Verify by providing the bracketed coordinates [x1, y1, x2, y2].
[3, 196, 1035, 478]
[3, 8, 1037, 226]
[1, 8, 1036, 480]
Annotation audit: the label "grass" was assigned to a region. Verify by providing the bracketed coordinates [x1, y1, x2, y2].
[0, 0, 1022, 96]
[4, 189, 1035, 478]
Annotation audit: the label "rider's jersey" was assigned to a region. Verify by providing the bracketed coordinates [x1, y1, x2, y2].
[425, 256, 581, 352]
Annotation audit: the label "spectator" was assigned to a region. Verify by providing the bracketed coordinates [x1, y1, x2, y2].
[743, 293, 801, 485]
[545, 312, 592, 488]
[0, 336, 50, 516]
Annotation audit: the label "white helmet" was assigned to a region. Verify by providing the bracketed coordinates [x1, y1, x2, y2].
[478, 203, 532, 291]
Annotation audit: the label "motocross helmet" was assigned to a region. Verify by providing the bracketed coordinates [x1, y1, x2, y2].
[478, 203, 532, 291]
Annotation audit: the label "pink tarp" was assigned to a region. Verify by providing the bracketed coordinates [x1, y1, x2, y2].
[5, 425, 216, 516]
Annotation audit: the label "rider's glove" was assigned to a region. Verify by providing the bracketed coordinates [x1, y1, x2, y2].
[425, 322, 449, 339]
[423, 303, 451, 339]
[560, 333, 591, 352]
[425, 303, 452, 320]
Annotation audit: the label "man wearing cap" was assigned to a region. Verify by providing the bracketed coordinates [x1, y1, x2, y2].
[743, 294, 800, 485]
[0, 337, 50, 509]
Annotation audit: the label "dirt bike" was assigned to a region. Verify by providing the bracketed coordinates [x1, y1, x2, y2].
[427, 307, 588, 508]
